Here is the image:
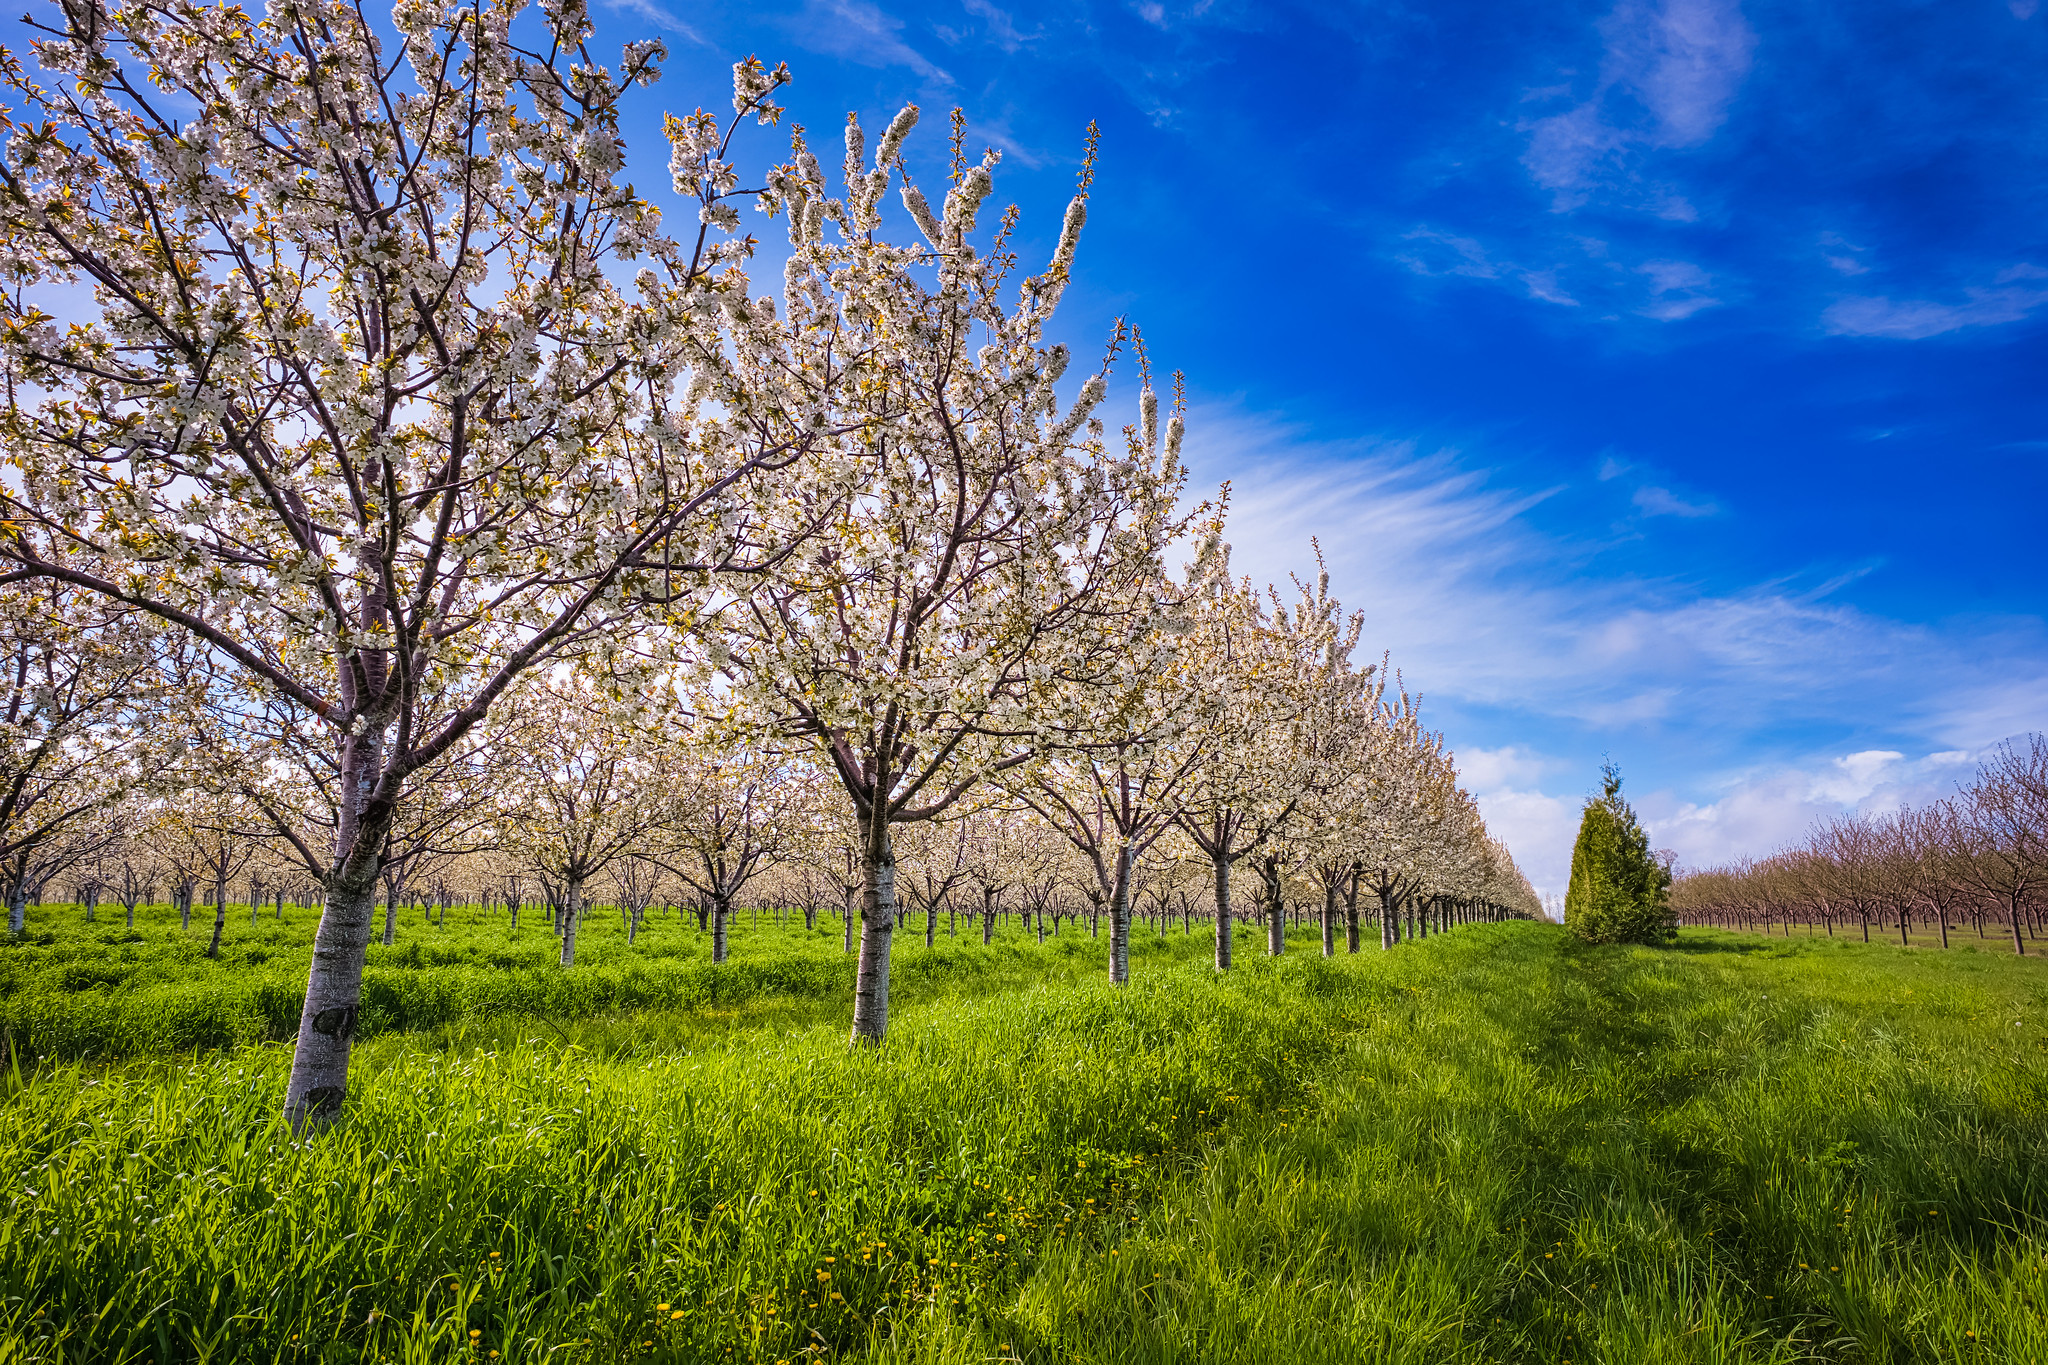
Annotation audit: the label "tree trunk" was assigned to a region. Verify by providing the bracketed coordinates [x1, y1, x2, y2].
[1321, 882, 1337, 957]
[1213, 853, 1233, 971]
[712, 892, 730, 964]
[983, 908, 995, 944]
[1108, 844, 1132, 987]
[281, 877, 378, 1129]
[205, 876, 229, 959]
[382, 888, 399, 947]
[7, 881, 24, 934]
[1345, 870, 1361, 954]
[178, 886, 191, 931]
[560, 877, 583, 967]
[1380, 883, 1397, 950]
[924, 899, 936, 949]
[850, 824, 895, 1045]
[2010, 897, 2026, 956]
[842, 891, 854, 954]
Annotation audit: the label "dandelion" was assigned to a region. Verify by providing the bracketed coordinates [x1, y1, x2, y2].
[671, 1310, 685, 1320]
[658, 1303, 671, 1311]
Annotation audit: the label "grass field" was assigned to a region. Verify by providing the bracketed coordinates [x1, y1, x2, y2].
[2, 906, 2045, 1363]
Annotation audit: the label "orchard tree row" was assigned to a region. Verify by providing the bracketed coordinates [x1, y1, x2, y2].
[1670, 736, 2048, 953]
[0, 0, 1533, 1126]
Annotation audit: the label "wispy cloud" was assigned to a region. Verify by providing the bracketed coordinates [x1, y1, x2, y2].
[1821, 265, 2048, 338]
[602, 0, 699, 38]
[961, 0, 1039, 51]
[1632, 484, 1717, 516]
[1396, 230, 1727, 323]
[1395, 229, 1580, 306]
[1818, 232, 1870, 276]
[1177, 398, 2048, 881]
[1522, 0, 1757, 213]
[785, 0, 953, 85]
[1636, 257, 1720, 317]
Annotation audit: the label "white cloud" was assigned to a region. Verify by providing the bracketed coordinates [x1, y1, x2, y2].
[1522, 0, 1756, 212]
[1396, 231, 1726, 322]
[1639, 747, 1981, 871]
[1821, 266, 2048, 339]
[1177, 398, 2048, 884]
[602, 0, 698, 37]
[1818, 232, 1870, 276]
[960, 0, 1038, 51]
[1456, 745, 1557, 791]
[1473, 782, 1582, 904]
[1632, 484, 1717, 517]
[1395, 228, 1583, 307]
[1636, 258, 1720, 318]
[786, 0, 953, 85]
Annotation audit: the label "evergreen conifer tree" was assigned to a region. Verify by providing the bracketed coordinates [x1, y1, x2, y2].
[1565, 762, 1675, 945]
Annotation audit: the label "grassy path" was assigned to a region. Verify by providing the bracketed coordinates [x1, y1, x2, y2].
[2, 924, 2044, 1362]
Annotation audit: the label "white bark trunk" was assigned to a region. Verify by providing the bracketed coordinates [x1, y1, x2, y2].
[281, 876, 376, 1129]
[1213, 854, 1233, 971]
[1108, 844, 1132, 986]
[850, 825, 895, 1045]
[560, 877, 583, 967]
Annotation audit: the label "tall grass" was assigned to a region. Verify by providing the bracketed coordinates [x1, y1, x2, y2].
[2, 922, 2044, 1362]
[0, 900, 1121, 1062]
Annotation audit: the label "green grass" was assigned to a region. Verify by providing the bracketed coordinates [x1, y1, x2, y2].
[2, 916, 2046, 1363]
[0, 898, 1126, 1061]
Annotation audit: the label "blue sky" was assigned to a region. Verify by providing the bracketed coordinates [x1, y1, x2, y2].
[606, 0, 2047, 902]
[29, 0, 2048, 901]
